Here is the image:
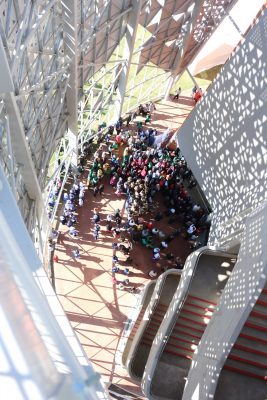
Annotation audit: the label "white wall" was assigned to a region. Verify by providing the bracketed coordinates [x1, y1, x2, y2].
[178, 7, 267, 245]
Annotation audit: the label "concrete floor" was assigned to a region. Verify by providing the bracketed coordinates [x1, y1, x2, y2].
[53, 96, 195, 394]
[151, 357, 190, 400]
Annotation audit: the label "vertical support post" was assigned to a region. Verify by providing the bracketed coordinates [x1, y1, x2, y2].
[4, 91, 49, 251]
[5, 114, 16, 196]
[113, 0, 143, 121]
[164, 73, 180, 100]
[165, 1, 204, 98]
[186, 67, 199, 89]
[62, 0, 79, 167]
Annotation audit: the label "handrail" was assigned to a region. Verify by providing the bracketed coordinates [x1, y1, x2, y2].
[142, 247, 236, 400]
[126, 269, 181, 381]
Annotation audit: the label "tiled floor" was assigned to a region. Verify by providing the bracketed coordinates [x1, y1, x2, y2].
[54, 96, 195, 394]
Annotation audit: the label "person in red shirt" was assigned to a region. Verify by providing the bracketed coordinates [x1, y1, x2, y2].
[194, 89, 202, 103]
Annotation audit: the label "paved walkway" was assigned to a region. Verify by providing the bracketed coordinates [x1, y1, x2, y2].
[54, 96, 195, 394]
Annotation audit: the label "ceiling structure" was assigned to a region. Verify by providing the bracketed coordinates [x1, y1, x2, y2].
[137, 0, 238, 74]
[188, 0, 266, 76]
[0, 0, 254, 255]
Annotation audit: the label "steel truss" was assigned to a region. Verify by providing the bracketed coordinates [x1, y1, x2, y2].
[0, 0, 238, 259]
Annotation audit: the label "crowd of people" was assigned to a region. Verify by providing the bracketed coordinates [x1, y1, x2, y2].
[59, 181, 86, 233]
[52, 94, 208, 290]
[85, 103, 208, 283]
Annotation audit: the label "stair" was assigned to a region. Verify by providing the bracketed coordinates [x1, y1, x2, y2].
[154, 295, 218, 363]
[144, 254, 236, 400]
[127, 281, 157, 343]
[140, 303, 168, 346]
[129, 273, 182, 380]
[223, 284, 267, 381]
[129, 307, 147, 340]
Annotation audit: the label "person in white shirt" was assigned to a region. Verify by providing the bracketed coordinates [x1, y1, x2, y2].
[173, 87, 181, 100]
[149, 102, 156, 114]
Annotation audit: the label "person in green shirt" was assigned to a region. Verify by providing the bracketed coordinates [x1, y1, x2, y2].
[92, 160, 98, 170]
[92, 173, 99, 187]
[145, 113, 151, 124]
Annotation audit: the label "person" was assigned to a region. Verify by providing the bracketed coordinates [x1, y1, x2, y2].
[155, 212, 163, 221]
[112, 276, 118, 284]
[69, 226, 78, 236]
[166, 252, 174, 260]
[173, 87, 181, 100]
[95, 223, 101, 232]
[92, 174, 99, 187]
[107, 214, 113, 223]
[194, 89, 202, 103]
[99, 183, 104, 195]
[192, 85, 197, 96]
[174, 257, 184, 269]
[158, 230, 165, 238]
[73, 249, 80, 258]
[126, 114, 131, 126]
[60, 215, 67, 225]
[114, 209, 121, 219]
[112, 255, 119, 263]
[160, 241, 168, 249]
[93, 186, 99, 197]
[192, 204, 201, 213]
[113, 226, 121, 237]
[52, 229, 59, 241]
[137, 120, 142, 130]
[93, 224, 100, 240]
[48, 239, 55, 252]
[92, 211, 100, 224]
[119, 244, 129, 254]
[146, 220, 153, 229]
[189, 240, 202, 249]
[148, 102, 156, 114]
[141, 229, 149, 238]
[63, 192, 69, 202]
[149, 269, 157, 278]
[145, 113, 151, 124]
[128, 219, 136, 227]
[106, 215, 113, 231]
[187, 224, 196, 235]
[115, 120, 121, 134]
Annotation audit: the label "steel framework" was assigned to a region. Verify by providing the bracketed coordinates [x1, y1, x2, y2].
[0, 0, 238, 257]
